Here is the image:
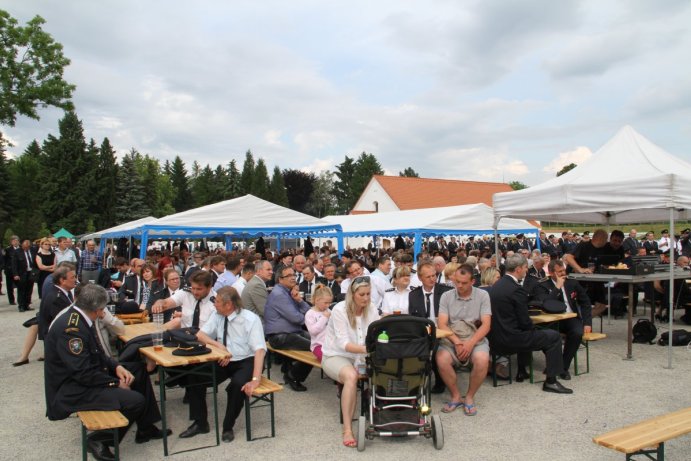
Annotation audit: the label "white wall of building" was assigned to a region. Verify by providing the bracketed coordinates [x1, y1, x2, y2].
[351, 178, 399, 213]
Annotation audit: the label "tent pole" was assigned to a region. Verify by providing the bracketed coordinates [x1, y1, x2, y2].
[413, 232, 422, 262]
[139, 231, 149, 259]
[606, 214, 612, 326]
[666, 207, 674, 369]
[336, 232, 344, 257]
[493, 219, 500, 262]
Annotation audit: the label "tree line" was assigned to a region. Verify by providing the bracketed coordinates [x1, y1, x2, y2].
[0, 111, 423, 241]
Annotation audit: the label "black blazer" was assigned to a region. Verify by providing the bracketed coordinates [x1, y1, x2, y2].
[408, 283, 453, 319]
[534, 278, 592, 327]
[38, 287, 72, 340]
[317, 276, 341, 301]
[118, 274, 142, 303]
[487, 275, 535, 351]
[298, 279, 317, 295]
[12, 247, 35, 277]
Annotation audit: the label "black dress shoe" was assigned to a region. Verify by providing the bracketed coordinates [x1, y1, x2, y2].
[515, 370, 529, 383]
[179, 422, 210, 438]
[12, 359, 29, 367]
[135, 426, 172, 443]
[87, 439, 115, 461]
[18, 308, 26, 312]
[283, 373, 307, 392]
[559, 370, 572, 381]
[542, 380, 573, 394]
[25, 306, 34, 311]
[431, 383, 446, 394]
[222, 429, 235, 443]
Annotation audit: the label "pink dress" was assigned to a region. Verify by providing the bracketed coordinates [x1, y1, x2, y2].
[305, 309, 329, 361]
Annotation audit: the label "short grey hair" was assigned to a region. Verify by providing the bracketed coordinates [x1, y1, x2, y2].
[505, 254, 528, 273]
[254, 259, 270, 272]
[75, 283, 108, 312]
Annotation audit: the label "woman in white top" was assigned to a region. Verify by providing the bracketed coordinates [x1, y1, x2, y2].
[381, 265, 411, 315]
[322, 276, 380, 448]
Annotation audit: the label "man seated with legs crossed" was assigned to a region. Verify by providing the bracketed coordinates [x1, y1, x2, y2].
[181, 286, 266, 442]
[488, 254, 573, 394]
[436, 264, 491, 415]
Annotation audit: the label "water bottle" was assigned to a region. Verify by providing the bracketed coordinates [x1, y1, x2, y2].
[377, 330, 389, 343]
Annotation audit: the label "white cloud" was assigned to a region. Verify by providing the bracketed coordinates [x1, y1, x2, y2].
[300, 158, 334, 174]
[428, 147, 529, 182]
[543, 147, 592, 173]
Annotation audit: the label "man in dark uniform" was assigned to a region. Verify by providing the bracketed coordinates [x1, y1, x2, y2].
[488, 254, 572, 394]
[534, 259, 592, 380]
[44, 284, 168, 461]
[12, 238, 35, 312]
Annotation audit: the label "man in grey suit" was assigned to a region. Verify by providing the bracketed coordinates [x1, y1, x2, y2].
[241, 260, 273, 318]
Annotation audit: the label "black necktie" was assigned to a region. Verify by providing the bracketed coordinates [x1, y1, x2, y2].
[437, 273, 442, 283]
[222, 316, 228, 347]
[26, 251, 32, 268]
[425, 293, 432, 317]
[67, 291, 74, 303]
[192, 299, 201, 328]
[328, 281, 333, 288]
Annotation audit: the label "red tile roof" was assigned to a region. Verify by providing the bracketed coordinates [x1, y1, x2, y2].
[367, 175, 513, 210]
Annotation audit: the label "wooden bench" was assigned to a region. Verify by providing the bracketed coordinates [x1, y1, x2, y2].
[593, 407, 691, 460]
[265, 343, 321, 379]
[77, 410, 128, 461]
[116, 310, 150, 325]
[244, 376, 283, 441]
[573, 332, 607, 376]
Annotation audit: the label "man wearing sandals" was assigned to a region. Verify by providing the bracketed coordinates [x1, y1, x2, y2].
[436, 264, 491, 415]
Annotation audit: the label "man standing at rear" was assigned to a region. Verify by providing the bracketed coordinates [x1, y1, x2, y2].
[78, 240, 102, 284]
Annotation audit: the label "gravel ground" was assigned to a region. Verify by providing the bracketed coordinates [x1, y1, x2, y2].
[1, 290, 690, 461]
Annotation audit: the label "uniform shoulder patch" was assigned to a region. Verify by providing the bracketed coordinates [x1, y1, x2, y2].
[385, 287, 395, 292]
[410, 285, 422, 291]
[64, 327, 79, 333]
[67, 312, 80, 327]
[182, 287, 192, 292]
[68, 338, 83, 355]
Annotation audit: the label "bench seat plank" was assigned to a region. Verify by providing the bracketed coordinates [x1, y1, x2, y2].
[253, 377, 283, 395]
[583, 332, 606, 341]
[77, 411, 129, 431]
[266, 344, 322, 369]
[593, 407, 691, 453]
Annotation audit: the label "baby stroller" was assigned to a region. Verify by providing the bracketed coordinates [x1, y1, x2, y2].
[358, 315, 443, 451]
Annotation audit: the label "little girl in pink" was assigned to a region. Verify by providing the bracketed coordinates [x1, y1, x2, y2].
[305, 285, 333, 361]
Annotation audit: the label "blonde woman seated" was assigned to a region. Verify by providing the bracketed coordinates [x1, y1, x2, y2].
[443, 262, 460, 287]
[381, 266, 411, 315]
[322, 276, 380, 447]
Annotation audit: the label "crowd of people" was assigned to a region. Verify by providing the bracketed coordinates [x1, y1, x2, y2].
[5, 227, 691, 458]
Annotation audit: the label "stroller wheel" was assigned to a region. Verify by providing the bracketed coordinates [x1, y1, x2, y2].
[357, 416, 366, 451]
[432, 415, 444, 450]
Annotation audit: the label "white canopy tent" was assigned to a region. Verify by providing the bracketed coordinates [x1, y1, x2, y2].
[323, 203, 537, 257]
[493, 125, 691, 367]
[81, 216, 159, 242]
[125, 195, 343, 257]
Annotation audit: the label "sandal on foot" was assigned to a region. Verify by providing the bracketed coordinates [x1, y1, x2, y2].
[441, 401, 464, 413]
[463, 402, 477, 416]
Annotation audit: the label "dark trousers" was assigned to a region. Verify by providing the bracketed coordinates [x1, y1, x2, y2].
[4, 269, 14, 303]
[559, 317, 583, 371]
[90, 362, 161, 444]
[268, 331, 313, 382]
[509, 329, 564, 378]
[16, 273, 33, 310]
[188, 357, 254, 431]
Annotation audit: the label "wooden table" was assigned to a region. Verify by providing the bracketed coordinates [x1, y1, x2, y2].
[569, 270, 690, 360]
[119, 322, 159, 342]
[531, 312, 577, 325]
[140, 344, 230, 456]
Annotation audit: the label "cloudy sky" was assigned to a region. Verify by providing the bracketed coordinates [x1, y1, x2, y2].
[2, 0, 690, 185]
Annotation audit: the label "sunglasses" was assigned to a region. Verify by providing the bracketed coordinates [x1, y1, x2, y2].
[352, 276, 370, 285]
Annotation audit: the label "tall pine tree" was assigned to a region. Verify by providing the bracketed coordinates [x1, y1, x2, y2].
[333, 155, 356, 214]
[170, 155, 192, 212]
[0, 134, 15, 240]
[239, 150, 255, 195]
[95, 137, 118, 229]
[8, 141, 45, 237]
[253, 158, 270, 200]
[268, 166, 289, 207]
[225, 160, 241, 199]
[114, 151, 150, 222]
[40, 111, 97, 233]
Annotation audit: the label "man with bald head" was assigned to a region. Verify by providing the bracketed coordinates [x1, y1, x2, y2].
[433, 256, 447, 284]
[293, 255, 307, 285]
